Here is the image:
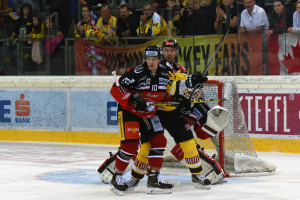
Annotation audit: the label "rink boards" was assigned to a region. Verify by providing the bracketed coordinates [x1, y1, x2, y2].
[0, 76, 300, 153]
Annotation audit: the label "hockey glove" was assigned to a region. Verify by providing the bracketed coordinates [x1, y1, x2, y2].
[129, 93, 147, 111]
[176, 97, 192, 116]
[185, 73, 208, 88]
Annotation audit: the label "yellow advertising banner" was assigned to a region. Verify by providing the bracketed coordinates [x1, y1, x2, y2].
[75, 34, 262, 75]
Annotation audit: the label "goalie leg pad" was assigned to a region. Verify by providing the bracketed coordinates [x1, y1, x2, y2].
[179, 139, 202, 174]
[97, 152, 117, 184]
[197, 148, 225, 185]
[202, 105, 229, 137]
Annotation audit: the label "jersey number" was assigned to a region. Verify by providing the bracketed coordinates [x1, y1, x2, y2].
[152, 85, 158, 91]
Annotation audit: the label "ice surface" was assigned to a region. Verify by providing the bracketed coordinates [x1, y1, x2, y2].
[0, 141, 299, 200]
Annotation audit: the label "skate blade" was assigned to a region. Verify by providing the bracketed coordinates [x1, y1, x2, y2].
[146, 187, 172, 194]
[166, 180, 181, 188]
[110, 185, 124, 196]
[194, 183, 211, 190]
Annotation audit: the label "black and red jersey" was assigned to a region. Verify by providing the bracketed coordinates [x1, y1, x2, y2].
[110, 62, 170, 118]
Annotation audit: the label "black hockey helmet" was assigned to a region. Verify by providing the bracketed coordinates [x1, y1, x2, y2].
[162, 39, 179, 52]
[144, 45, 162, 59]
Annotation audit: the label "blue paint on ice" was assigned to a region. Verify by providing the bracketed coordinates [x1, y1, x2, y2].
[39, 169, 261, 185]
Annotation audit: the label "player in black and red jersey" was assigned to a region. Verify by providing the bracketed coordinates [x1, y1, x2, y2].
[108, 45, 174, 195]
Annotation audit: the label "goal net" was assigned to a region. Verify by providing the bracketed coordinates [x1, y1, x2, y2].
[163, 80, 276, 176]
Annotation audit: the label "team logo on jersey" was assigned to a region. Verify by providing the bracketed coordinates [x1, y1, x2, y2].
[134, 65, 143, 73]
[138, 75, 147, 82]
[121, 77, 135, 86]
[159, 78, 168, 85]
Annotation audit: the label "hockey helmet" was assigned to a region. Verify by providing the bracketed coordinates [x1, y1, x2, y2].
[162, 39, 179, 52]
[144, 45, 162, 59]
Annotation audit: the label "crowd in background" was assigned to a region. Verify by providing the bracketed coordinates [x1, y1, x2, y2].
[0, 0, 300, 75]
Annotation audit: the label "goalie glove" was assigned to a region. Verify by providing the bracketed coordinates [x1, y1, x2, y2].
[202, 105, 229, 137]
[185, 73, 208, 88]
[129, 93, 147, 111]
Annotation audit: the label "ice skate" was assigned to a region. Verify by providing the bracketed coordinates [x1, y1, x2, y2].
[192, 174, 211, 190]
[110, 173, 128, 196]
[125, 177, 140, 192]
[146, 170, 173, 194]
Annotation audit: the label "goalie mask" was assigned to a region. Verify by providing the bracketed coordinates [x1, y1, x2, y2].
[182, 88, 203, 101]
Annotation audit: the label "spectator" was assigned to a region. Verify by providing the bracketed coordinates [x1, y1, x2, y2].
[13, 0, 40, 13]
[239, 0, 269, 75]
[44, 16, 63, 38]
[214, 0, 238, 34]
[287, 1, 300, 34]
[153, 0, 168, 15]
[239, 0, 269, 38]
[74, 5, 99, 38]
[198, 0, 216, 34]
[45, 0, 72, 37]
[266, 0, 293, 38]
[95, 5, 117, 45]
[137, 3, 171, 36]
[177, 0, 206, 35]
[8, 3, 33, 39]
[0, 0, 13, 38]
[44, 16, 64, 75]
[79, 0, 107, 17]
[27, 13, 44, 43]
[116, 4, 140, 44]
[165, 0, 185, 35]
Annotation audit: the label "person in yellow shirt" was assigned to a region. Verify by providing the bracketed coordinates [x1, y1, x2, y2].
[137, 3, 171, 36]
[95, 5, 117, 45]
[28, 14, 44, 42]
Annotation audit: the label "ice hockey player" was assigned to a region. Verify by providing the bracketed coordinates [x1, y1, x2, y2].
[98, 40, 229, 192]
[107, 45, 173, 195]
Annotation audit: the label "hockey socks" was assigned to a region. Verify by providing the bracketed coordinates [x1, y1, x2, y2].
[131, 142, 150, 180]
[179, 139, 203, 174]
[115, 141, 139, 173]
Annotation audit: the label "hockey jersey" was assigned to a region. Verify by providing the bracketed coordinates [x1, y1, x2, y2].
[110, 62, 170, 119]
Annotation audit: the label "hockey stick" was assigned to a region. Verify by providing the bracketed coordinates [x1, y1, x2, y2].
[202, 6, 231, 76]
[187, 6, 231, 100]
[146, 98, 226, 106]
[112, 71, 117, 82]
